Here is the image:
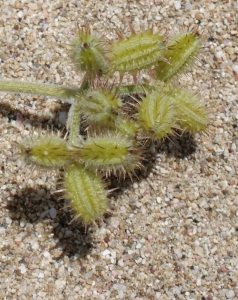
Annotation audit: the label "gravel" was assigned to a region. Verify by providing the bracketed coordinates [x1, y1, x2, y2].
[0, 0, 238, 299]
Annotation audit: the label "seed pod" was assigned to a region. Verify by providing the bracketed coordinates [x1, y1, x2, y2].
[154, 29, 202, 81]
[64, 164, 107, 224]
[171, 88, 209, 134]
[71, 133, 142, 176]
[70, 24, 108, 80]
[137, 90, 176, 140]
[80, 88, 122, 127]
[19, 133, 70, 168]
[108, 30, 163, 74]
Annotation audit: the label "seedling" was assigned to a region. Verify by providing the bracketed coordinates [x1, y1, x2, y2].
[0, 23, 209, 226]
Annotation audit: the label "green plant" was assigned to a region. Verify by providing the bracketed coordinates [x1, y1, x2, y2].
[0, 24, 209, 226]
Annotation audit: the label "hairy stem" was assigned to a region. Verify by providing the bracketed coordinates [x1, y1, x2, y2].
[0, 80, 80, 101]
[67, 76, 89, 146]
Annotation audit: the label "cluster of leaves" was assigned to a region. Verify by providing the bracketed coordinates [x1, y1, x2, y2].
[0, 23, 209, 226]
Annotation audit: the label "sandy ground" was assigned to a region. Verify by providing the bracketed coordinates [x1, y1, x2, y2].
[0, 0, 238, 299]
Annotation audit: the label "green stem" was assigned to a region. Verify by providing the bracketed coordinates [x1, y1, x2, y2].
[0, 80, 80, 101]
[67, 76, 89, 146]
[67, 97, 82, 146]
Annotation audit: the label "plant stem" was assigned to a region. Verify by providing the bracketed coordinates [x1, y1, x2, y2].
[0, 80, 80, 101]
[67, 76, 89, 146]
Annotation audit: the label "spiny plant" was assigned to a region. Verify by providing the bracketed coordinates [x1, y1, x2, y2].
[0, 23, 209, 227]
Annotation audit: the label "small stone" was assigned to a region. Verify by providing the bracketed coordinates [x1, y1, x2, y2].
[174, 249, 182, 258]
[225, 166, 232, 172]
[156, 197, 162, 203]
[199, 199, 207, 208]
[226, 290, 235, 299]
[214, 119, 222, 126]
[160, 167, 169, 174]
[43, 251, 50, 258]
[20, 219, 27, 228]
[174, 286, 181, 294]
[232, 64, 238, 73]
[111, 15, 118, 24]
[36, 179, 45, 186]
[85, 271, 92, 279]
[38, 272, 44, 278]
[220, 265, 227, 272]
[195, 11, 201, 20]
[195, 246, 204, 257]
[55, 280, 66, 289]
[118, 259, 124, 267]
[31, 241, 39, 250]
[133, 182, 138, 189]
[117, 283, 126, 291]
[196, 277, 201, 286]
[102, 249, 111, 256]
[17, 10, 23, 18]
[64, 230, 72, 237]
[5, 217, 12, 225]
[185, 1, 192, 10]
[174, 1, 181, 10]
[28, 3, 38, 10]
[112, 270, 118, 277]
[40, 210, 49, 219]
[209, 3, 215, 10]
[49, 207, 57, 219]
[19, 265, 27, 274]
[225, 47, 234, 55]
[129, 197, 137, 205]
[58, 111, 67, 125]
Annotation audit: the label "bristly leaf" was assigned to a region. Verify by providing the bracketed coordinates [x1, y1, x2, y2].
[70, 24, 108, 81]
[80, 88, 122, 127]
[137, 89, 176, 140]
[171, 88, 209, 134]
[108, 29, 164, 74]
[71, 132, 142, 177]
[154, 29, 202, 81]
[19, 133, 70, 168]
[114, 115, 139, 137]
[64, 164, 107, 224]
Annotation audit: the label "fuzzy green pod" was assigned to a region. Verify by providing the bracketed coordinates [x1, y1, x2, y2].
[80, 88, 122, 127]
[137, 90, 176, 140]
[19, 133, 70, 168]
[70, 25, 108, 79]
[71, 133, 142, 176]
[64, 164, 107, 224]
[154, 30, 202, 81]
[171, 88, 209, 134]
[108, 30, 164, 73]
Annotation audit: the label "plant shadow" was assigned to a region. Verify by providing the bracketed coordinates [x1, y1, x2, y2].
[105, 131, 197, 197]
[6, 186, 94, 259]
[0, 98, 70, 131]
